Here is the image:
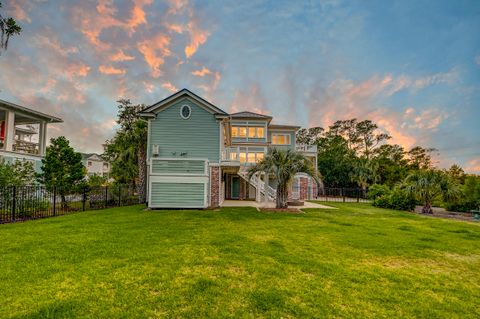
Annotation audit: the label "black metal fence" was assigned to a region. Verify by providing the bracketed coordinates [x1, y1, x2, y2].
[0, 185, 142, 224]
[291, 186, 369, 203]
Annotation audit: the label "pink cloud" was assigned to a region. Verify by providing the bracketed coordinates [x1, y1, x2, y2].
[110, 50, 135, 62]
[192, 67, 212, 77]
[465, 159, 480, 174]
[162, 82, 178, 93]
[185, 20, 209, 58]
[99, 65, 127, 75]
[137, 34, 171, 77]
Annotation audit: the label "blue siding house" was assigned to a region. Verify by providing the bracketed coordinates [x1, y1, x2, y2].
[140, 89, 317, 209]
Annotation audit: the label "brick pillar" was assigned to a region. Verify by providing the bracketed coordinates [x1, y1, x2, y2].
[210, 166, 220, 208]
[300, 177, 308, 200]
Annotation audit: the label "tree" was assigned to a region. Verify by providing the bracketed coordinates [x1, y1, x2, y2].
[317, 134, 357, 187]
[355, 120, 391, 159]
[87, 173, 109, 187]
[350, 157, 379, 190]
[404, 169, 460, 214]
[372, 144, 409, 186]
[0, 2, 22, 53]
[447, 164, 466, 184]
[296, 127, 323, 145]
[37, 136, 86, 206]
[103, 99, 147, 203]
[248, 149, 320, 209]
[0, 159, 35, 186]
[407, 146, 437, 170]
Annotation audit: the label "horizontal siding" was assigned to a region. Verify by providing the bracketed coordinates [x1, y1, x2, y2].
[148, 98, 220, 162]
[152, 159, 205, 174]
[150, 182, 205, 207]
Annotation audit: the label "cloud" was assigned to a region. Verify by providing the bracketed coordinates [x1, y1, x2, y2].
[99, 65, 127, 75]
[465, 159, 480, 174]
[191, 67, 212, 77]
[137, 34, 171, 77]
[184, 20, 209, 58]
[162, 82, 178, 93]
[110, 50, 135, 62]
[5, 0, 32, 23]
[229, 84, 269, 114]
[475, 55, 480, 65]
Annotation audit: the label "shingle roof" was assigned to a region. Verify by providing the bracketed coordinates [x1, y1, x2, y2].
[230, 111, 272, 119]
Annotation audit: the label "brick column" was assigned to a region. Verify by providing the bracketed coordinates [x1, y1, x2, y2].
[300, 177, 308, 200]
[210, 166, 220, 208]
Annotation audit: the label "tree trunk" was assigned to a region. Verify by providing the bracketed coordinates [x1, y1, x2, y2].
[276, 187, 282, 209]
[422, 202, 433, 214]
[137, 145, 147, 204]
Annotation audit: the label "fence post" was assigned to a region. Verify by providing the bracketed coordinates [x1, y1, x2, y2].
[53, 186, 57, 216]
[342, 188, 345, 203]
[105, 186, 108, 208]
[12, 186, 16, 222]
[82, 186, 87, 211]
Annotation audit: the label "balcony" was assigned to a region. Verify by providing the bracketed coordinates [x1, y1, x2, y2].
[296, 144, 317, 153]
[221, 147, 265, 165]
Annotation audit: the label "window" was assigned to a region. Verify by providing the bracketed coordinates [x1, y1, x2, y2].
[239, 152, 247, 163]
[247, 153, 256, 163]
[88, 161, 92, 167]
[231, 127, 238, 137]
[229, 152, 238, 161]
[272, 134, 291, 145]
[180, 105, 191, 119]
[103, 163, 109, 169]
[239, 127, 247, 138]
[248, 127, 256, 138]
[256, 127, 265, 138]
[256, 152, 264, 161]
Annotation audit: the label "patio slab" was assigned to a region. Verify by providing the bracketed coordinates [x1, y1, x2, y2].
[221, 200, 335, 209]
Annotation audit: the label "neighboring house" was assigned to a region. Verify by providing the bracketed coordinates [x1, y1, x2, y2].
[140, 89, 318, 209]
[80, 153, 110, 178]
[0, 99, 62, 172]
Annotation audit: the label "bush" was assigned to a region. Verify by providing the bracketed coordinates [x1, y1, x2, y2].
[373, 187, 417, 211]
[367, 184, 390, 200]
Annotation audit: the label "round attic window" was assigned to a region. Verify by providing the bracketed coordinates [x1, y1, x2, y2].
[180, 105, 191, 119]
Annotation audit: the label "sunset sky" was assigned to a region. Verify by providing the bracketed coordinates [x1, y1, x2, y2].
[0, 0, 479, 173]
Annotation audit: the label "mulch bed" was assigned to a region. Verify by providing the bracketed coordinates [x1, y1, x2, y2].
[411, 211, 478, 222]
[259, 208, 304, 214]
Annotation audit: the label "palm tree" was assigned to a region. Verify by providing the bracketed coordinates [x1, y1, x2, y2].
[0, 2, 22, 53]
[248, 149, 320, 209]
[350, 158, 379, 190]
[404, 169, 460, 214]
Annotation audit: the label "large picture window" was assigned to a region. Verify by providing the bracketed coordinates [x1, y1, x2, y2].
[232, 126, 265, 139]
[272, 133, 291, 145]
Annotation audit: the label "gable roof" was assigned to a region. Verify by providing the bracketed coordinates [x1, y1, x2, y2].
[0, 99, 63, 123]
[139, 88, 228, 118]
[230, 111, 272, 120]
[80, 153, 104, 161]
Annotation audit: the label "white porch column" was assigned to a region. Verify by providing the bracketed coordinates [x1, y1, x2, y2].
[4, 110, 15, 152]
[38, 121, 47, 156]
[264, 172, 269, 205]
[256, 172, 261, 202]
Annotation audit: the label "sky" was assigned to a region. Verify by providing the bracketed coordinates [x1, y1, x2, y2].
[0, 0, 479, 173]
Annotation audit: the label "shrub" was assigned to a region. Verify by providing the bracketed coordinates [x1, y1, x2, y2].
[373, 187, 417, 211]
[367, 184, 390, 200]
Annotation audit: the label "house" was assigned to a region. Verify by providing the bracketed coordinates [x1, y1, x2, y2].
[140, 89, 318, 209]
[80, 153, 110, 178]
[0, 99, 62, 172]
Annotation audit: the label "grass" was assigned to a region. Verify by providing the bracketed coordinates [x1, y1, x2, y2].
[0, 203, 479, 318]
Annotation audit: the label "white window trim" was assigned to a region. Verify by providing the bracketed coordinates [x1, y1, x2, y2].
[180, 104, 192, 119]
[272, 133, 291, 145]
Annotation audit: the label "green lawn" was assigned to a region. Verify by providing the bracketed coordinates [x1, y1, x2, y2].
[1, 203, 479, 318]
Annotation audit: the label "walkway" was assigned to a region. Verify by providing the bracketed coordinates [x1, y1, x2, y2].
[221, 200, 335, 209]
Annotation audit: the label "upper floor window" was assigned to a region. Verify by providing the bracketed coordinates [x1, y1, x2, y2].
[88, 161, 92, 167]
[232, 126, 265, 138]
[272, 133, 291, 145]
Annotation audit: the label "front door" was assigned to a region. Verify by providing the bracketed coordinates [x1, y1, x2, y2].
[231, 176, 240, 199]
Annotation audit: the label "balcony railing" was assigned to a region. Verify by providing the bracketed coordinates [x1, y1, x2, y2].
[295, 144, 317, 153]
[221, 147, 264, 165]
[12, 140, 40, 155]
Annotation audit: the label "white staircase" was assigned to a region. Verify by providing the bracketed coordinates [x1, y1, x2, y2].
[237, 167, 276, 201]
